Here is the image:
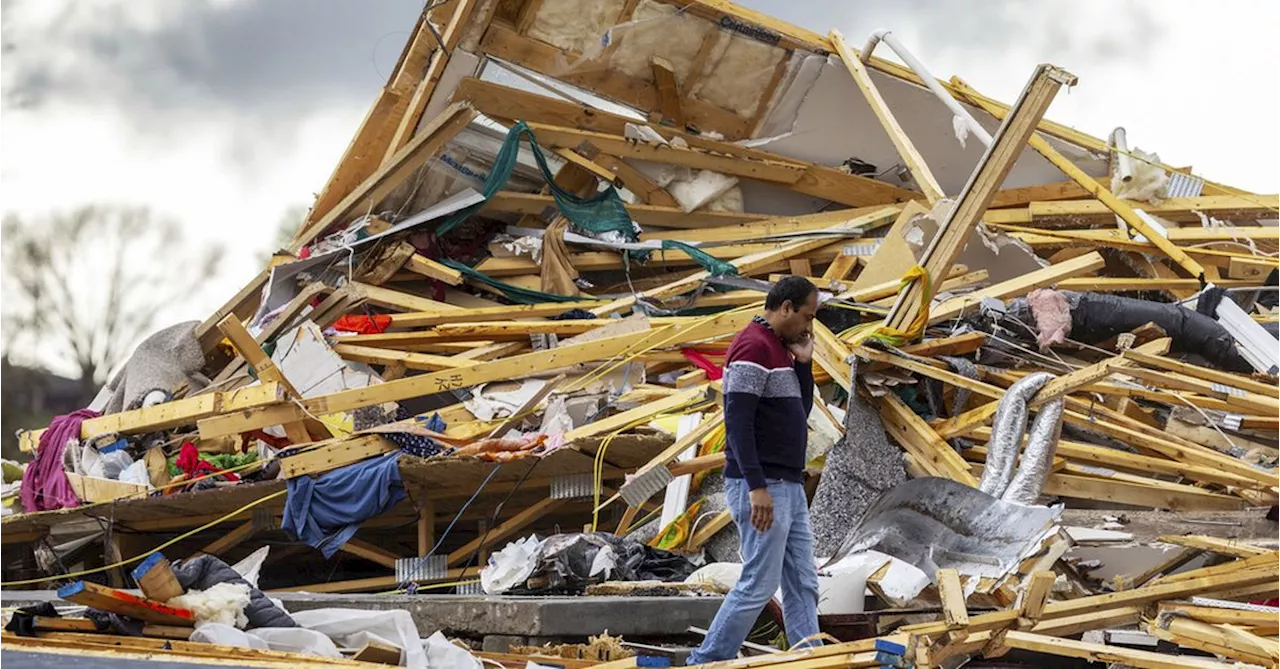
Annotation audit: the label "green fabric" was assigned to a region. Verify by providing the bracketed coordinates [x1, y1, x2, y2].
[659, 240, 738, 276]
[439, 258, 592, 305]
[435, 122, 634, 241]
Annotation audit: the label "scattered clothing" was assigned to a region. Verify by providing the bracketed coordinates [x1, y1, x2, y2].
[509, 532, 697, 595]
[333, 314, 392, 335]
[682, 349, 723, 381]
[174, 442, 240, 483]
[173, 554, 295, 629]
[102, 322, 204, 415]
[688, 478, 821, 664]
[384, 413, 449, 458]
[722, 320, 814, 490]
[282, 452, 407, 558]
[550, 309, 596, 321]
[21, 409, 99, 513]
[541, 217, 581, 297]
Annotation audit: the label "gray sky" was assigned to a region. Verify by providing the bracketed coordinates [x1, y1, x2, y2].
[3, 0, 1277, 374]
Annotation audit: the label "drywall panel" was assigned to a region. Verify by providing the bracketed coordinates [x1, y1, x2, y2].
[753, 55, 1107, 196]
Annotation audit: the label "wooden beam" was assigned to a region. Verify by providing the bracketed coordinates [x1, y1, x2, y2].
[830, 29, 944, 204]
[988, 180, 1093, 208]
[1026, 194, 1280, 225]
[483, 190, 769, 229]
[1125, 350, 1279, 399]
[527, 123, 918, 207]
[280, 435, 396, 479]
[217, 315, 313, 444]
[56, 582, 195, 627]
[1156, 534, 1270, 559]
[333, 344, 479, 371]
[936, 569, 969, 629]
[350, 281, 462, 313]
[650, 56, 686, 127]
[197, 520, 257, 558]
[194, 268, 271, 354]
[927, 251, 1105, 324]
[447, 496, 567, 566]
[934, 338, 1167, 437]
[293, 102, 477, 250]
[876, 392, 980, 487]
[198, 311, 753, 438]
[339, 537, 402, 569]
[591, 206, 901, 316]
[20, 383, 285, 452]
[885, 64, 1076, 330]
[388, 300, 602, 328]
[381, 0, 479, 162]
[529, 123, 804, 184]
[578, 147, 680, 207]
[302, 88, 404, 232]
[404, 254, 465, 285]
[1002, 630, 1234, 669]
[952, 77, 1207, 279]
[565, 387, 710, 442]
[131, 553, 184, 603]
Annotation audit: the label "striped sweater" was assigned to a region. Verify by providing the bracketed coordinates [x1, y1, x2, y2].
[721, 320, 814, 490]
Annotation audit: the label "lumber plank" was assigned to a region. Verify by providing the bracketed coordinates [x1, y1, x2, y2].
[936, 569, 969, 629]
[483, 190, 768, 229]
[293, 102, 477, 249]
[333, 343, 479, 371]
[877, 392, 980, 486]
[830, 29, 944, 204]
[57, 581, 195, 626]
[1156, 534, 1270, 559]
[927, 251, 1105, 324]
[339, 537, 402, 570]
[130, 552, 184, 603]
[197, 519, 258, 558]
[199, 312, 753, 438]
[381, 0, 479, 162]
[447, 496, 567, 566]
[650, 56, 686, 127]
[388, 300, 603, 327]
[20, 383, 285, 452]
[590, 206, 900, 316]
[280, 435, 397, 479]
[218, 315, 312, 443]
[952, 76, 1207, 279]
[884, 64, 1076, 330]
[1002, 630, 1234, 669]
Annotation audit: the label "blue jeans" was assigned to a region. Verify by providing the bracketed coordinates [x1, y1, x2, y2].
[688, 477, 821, 664]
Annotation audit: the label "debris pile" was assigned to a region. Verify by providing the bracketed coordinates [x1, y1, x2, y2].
[3, 1, 1277, 667]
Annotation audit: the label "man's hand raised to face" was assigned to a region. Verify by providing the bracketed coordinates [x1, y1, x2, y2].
[787, 330, 814, 364]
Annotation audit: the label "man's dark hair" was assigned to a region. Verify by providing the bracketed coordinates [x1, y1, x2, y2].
[765, 276, 817, 311]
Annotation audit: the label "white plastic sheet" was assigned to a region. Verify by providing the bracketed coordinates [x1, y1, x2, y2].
[290, 608, 431, 669]
[232, 546, 270, 588]
[481, 534, 544, 594]
[424, 631, 482, 669]
[188, 622, 345, 659]
[118, 459, 151, 487]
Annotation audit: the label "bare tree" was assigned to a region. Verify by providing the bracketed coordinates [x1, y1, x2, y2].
[2, 206, 225, 396]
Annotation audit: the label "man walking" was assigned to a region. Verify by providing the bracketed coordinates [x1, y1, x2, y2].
[689, 276, 821, 663]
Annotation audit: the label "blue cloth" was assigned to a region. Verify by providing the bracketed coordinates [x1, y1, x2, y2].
[282, 452, 407, 558]
[688, 478, 821, 664]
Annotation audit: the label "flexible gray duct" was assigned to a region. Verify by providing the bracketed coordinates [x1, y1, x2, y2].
[978, 372, 1051, 498]
[1002, 396, 1065, 505]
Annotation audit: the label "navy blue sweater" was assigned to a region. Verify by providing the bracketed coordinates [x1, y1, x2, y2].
[721, 321, 814, 490]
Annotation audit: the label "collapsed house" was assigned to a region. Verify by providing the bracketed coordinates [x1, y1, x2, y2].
[3, 1, 1278, 667]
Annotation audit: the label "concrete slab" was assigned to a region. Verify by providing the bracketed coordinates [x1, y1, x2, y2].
[0, 591, 724, 638]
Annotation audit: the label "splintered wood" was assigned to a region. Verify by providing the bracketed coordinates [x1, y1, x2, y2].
[5, 1, 1278, 667]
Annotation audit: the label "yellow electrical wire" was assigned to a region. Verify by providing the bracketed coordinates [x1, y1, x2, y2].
[0, 490, 288, 587]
